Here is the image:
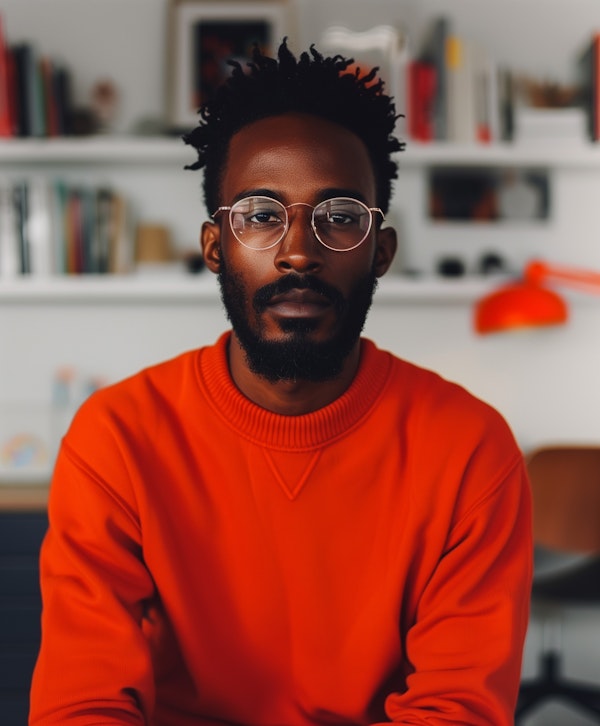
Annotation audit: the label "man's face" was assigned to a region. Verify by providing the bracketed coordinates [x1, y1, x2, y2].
[202, 113, 395, 382]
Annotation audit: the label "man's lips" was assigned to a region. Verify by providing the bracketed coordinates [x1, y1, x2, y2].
[266, 288, 332, 317]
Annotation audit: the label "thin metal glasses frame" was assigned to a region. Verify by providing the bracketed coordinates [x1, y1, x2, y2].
[212, 196, 385, 252]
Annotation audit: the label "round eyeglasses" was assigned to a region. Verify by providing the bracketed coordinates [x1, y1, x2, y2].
[212, 196, 385, 252]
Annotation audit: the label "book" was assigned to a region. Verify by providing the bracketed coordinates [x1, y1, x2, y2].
[108, 191, 134, 274]
[472, 42, 498, 143]
[408, 60, 436, 141]
[420, 16, 450, 140]
[0, 182, 19, 276]
[11, 43, 33, 136]
[52, 64, 73, 136]
[65, 188, 84, 274]
[29, 47, 45, 137]
[577, 32, 600, 141]
[12, 181, 30, 273]
[497, 68, 515, 141]
[445, 35, 476, 142]
[26, 178, 53, 275]
[0, 15, 12, 137]
[50, 180, 68, 274]
[95, 187, 114, 274]
[40, 56, 59, 137]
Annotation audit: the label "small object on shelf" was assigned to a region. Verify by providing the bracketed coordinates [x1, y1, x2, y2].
[134, 223, 174, 264]
[183, 251, 205, 274]
[478, 252, 506, 276]
[90, 78, 119, 133]
[497, 170, 547, 221]
[513, 107, 587, 144]
[437, 256, 466, 278]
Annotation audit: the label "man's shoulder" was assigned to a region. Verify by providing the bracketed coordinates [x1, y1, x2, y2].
[366, 339, 511, 436]
[72, 344, 212, 429]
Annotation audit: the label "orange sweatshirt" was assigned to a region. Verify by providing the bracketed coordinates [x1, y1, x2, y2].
[30, 333, 532, 726]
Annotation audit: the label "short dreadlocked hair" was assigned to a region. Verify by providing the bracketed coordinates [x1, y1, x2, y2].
[183, 39, 404, 216]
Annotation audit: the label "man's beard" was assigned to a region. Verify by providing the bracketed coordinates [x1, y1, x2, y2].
[218, 259, 378, 383]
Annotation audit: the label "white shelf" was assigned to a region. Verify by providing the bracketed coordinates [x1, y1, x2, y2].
[0, 136, 193, 165]
[402, 140, 600, 167]
[0, 273, 220, 302]
[0, 272, 507, 304]
[2, 136, 600, 167]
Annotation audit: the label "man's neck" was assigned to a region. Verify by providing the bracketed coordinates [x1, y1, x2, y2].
[227, 334, 361, 416]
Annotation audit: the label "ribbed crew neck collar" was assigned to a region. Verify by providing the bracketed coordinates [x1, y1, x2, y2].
[196, 332, 391, 451]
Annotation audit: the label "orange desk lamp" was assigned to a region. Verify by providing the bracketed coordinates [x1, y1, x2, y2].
[474, 259, 600, 334]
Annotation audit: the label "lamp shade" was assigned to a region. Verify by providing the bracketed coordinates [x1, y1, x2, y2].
[474, 259, 600, 334]
[475, 281, 568, 334]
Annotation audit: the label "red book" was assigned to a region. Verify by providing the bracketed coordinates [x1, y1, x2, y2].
[408, 60, 437, 141]
[0, 15, 12, 136]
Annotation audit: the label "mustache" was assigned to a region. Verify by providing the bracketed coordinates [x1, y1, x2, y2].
[253, 274, 345, 313]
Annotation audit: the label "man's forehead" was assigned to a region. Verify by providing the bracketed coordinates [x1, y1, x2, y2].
[221, 113, 376, 198]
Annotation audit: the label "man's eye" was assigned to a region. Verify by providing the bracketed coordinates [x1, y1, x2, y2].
[248, 211, 282, 224]
[326, 212, 355, 225]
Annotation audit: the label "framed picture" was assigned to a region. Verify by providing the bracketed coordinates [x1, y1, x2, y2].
[167, 0, 289, 130]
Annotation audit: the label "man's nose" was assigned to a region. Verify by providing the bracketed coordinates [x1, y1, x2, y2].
[273, 205, 324, 273]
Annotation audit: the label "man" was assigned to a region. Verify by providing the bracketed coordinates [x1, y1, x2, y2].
[30, 42, 532, 725]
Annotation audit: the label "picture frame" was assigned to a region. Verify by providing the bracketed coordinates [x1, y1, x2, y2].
[167, 0, 289, 130]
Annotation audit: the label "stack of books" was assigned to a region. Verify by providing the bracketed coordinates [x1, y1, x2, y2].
[0, 180, 133, 277]
[0, 14, 75, 138]
[405, 19, 600, 145]
[406, 16, 511, 144]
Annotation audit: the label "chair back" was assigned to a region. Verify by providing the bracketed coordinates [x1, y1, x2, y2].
[527, 446, 600, 555]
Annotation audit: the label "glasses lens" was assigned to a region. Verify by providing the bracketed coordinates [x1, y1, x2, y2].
[313, 198, 372, 251]
[229, 196, 287, 249]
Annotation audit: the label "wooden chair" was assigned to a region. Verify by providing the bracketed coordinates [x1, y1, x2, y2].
[515, 446, 600, 723]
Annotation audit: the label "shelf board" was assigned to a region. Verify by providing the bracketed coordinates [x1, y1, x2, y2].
[2, 136, 600, 167]
[0, 136, 193, 165]
[402, 140, 600, 167]
[0, 273, 507, 304]
[0, 273, 221, 302]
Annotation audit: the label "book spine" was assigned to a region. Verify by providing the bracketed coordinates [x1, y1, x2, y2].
[50, 180, 67, 274]
[576, 33, 600, 141]
[426, 16, 450, 141]
[53, 65, 72, 136]
[0, 16, 12, 136]
[40, 56, 58, 137]
[446, 35, 476, 142]
[594, 34, 600, 140]
[12, 43, 37, 137]
[27, 178, 53, 275]
[408, 60, 436, 141]
[0, 182, 20, 276]
[12, 181, 30, 273]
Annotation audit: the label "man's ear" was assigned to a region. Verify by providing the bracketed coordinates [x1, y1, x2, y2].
[374, 226, 397, 278]
[201, 220, 222, 273]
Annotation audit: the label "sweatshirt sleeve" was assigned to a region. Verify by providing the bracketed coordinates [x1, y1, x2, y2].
[376, 417, 533, 725]
[29, 422, 156, 724]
